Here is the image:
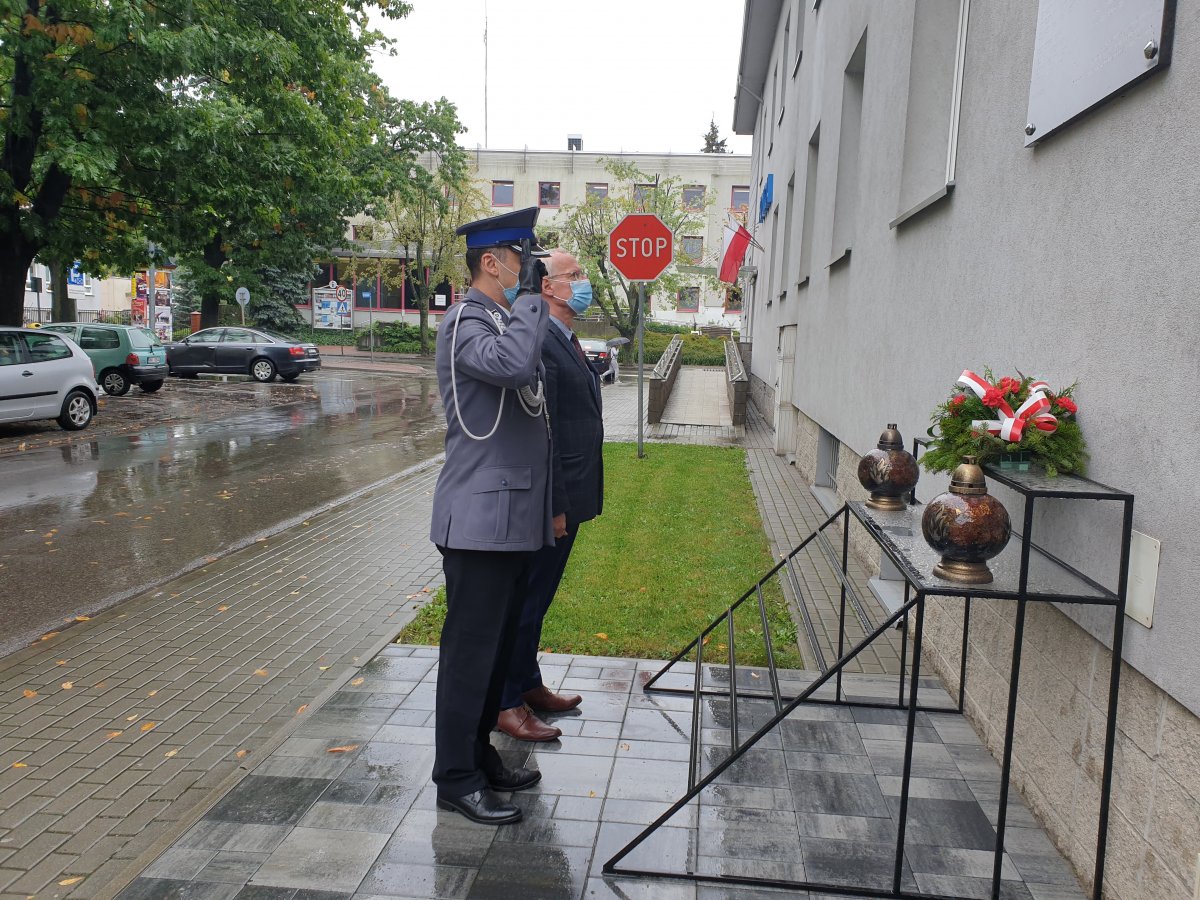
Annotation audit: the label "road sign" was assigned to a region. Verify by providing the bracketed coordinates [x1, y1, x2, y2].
[609, 214, 674, 282]
[335, 286, 352, 303]
[335, 300, 350, 316]
[235, 287, 250, 307]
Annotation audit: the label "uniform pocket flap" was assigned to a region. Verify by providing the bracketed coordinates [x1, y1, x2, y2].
[469, 465, 532, 493]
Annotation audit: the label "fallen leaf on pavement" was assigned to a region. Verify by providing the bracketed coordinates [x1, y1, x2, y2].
[106, 731, 122, 739]
[56, 660, 66, 665]
[22, 690, 36, 698]
[39, 632, 59, 641]
[296, 705, 308, 715]
[74, 615, 90, 621]
[12, 762, 28, 768]
[327, 744, 359, 753]
[619, 743, 630, 751]
[588, 790, 597, 797]
[147, 690, 157, 697]
[140, 722, 157, 732]
[349, 677, 364, 686]
[61, 682, 73, 690]
[318, 666, 331, 671]
[254, 669, 269, 677]
[164, 749, 179, 758]
[217, 606, 228, 612]
[236, 749, 249, 759]
[58, 876, 84, 886]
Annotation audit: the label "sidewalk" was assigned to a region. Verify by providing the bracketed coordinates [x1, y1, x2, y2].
[2, 375, 902, 898]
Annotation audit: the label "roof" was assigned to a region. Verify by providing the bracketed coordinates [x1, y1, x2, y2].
[732, 0, 784, 135]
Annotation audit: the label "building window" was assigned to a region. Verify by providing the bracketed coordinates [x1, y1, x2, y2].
[634, 183, 655, 208]
[492, 181, 514, 207]
[816, 427, 840, 488]
[731, 186, 750, 212]
[676, 287, 700, 312]
[538, 181, 560, 208]
[681, 236, 703, 262]
[682, 185, 705, 211]
[724, 286, 743, 313]
[586, 182, 608, 200]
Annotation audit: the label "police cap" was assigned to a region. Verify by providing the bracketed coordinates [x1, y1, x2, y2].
[456, 206, 548, 255]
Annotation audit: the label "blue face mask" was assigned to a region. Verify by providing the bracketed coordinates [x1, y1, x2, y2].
[497, 260, 520, 304]
[566, 280, 593, 315]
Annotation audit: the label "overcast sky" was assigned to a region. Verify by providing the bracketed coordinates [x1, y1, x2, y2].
[369, 0, 753, 156]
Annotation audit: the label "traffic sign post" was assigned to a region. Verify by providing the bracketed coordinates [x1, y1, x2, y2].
[235, 286, 250, 325]
[609, 214, 673, 459]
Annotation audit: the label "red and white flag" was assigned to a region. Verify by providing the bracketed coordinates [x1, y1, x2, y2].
[718, 223, 752, 284]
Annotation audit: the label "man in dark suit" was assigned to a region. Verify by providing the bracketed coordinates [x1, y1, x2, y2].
[429, 207, 553, 825]
[497, 249, 605, 741]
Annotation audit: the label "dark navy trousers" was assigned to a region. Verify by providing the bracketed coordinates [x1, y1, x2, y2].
[500, 524, 579, 710]
[433, 546, 533, 797]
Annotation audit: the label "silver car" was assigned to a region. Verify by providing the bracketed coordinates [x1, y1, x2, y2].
[0, 327, 99, 430]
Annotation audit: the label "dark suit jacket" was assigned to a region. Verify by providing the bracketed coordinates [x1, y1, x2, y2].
[545, 322, 604, 527]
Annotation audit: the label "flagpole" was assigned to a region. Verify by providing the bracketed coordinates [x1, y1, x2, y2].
[483, 0, 489, 149]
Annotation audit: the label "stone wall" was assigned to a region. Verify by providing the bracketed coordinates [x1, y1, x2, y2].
[749, 375, 775, 427]
[921, 597, 1200, 900]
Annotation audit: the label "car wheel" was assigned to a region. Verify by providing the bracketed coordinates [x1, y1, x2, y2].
[100, 368, 131, 396]
[58, 390, 94, 430]
[280, 373, 300, 383]
[250, 358, 277, 382]
[139, 380, 164, 393]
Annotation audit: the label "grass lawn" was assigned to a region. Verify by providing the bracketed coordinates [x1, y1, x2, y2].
[399, 442, 802, 668]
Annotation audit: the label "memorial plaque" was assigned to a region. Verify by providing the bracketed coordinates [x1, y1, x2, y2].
[1025, 0, 1175, 146]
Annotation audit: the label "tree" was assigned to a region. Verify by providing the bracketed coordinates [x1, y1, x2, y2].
[248, 264, 313, 335]
[0, 0, 414, 327]
[364, 109, 486, 354]
[702, 118, 728, 153]
[557, 159, 711, 339]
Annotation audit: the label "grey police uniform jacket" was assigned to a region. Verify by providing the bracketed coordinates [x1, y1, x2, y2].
[430, 287, 555, 552]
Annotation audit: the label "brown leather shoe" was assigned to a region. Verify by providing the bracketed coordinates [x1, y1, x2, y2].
[496, 705, 561, 742]
[523, 684, 582, 713]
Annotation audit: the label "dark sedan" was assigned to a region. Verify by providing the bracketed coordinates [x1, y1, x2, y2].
[578, 339, 611, 378]
[168, 327, 321, 382]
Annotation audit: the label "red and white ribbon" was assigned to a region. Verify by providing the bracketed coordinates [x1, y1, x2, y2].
[957, 370, 1058, 443]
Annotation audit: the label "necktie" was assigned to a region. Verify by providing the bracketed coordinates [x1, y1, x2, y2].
[570, 333, 589, 368]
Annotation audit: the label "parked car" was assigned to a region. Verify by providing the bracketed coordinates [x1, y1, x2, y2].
[41, 323, 168, 396]
[167, 327, 321, 382]
[579, 339, 612, 378]
[0, 327, 98, 430]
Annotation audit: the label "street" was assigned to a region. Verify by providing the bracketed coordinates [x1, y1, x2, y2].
[0, 368, 445, 657]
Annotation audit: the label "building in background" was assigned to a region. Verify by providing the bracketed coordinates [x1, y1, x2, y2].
[301, 148, 751, 332]
[22, 262, 132, 325]
[733, 2, 1198, 898]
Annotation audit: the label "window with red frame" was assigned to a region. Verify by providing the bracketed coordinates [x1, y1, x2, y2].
[682, 185, 705, 210]
[492, 181, 514, 207]
[538, 182, 560, 208]
[586, 182, 608, 200]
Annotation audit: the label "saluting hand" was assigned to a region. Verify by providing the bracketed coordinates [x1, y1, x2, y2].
[517, 256, 547, 298]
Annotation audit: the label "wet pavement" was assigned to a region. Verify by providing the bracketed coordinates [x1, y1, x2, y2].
[118, 647, 1084, 900]
[0, 371, 445, 657]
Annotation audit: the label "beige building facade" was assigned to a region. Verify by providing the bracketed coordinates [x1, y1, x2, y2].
[324, 148, 752, 331]
[734, 1, 1200, 898]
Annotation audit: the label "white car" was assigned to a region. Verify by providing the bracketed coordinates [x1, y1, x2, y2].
[0, 327, 99, 430]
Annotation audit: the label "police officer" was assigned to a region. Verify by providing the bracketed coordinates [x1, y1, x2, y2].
[429, 207, 553, 825]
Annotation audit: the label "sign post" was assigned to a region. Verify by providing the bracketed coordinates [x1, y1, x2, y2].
[235, 286, 250, 326]
[608, 213, 673, 459]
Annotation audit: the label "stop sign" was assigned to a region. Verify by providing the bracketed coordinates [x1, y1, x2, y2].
[609, 214, 674, 281]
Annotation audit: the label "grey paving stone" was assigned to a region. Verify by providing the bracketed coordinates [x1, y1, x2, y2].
[117, 878, 243, 899]
[142, 848, 219, 881]
[194, 851, 271, 885]
[205, 776, 331, 827]
[355, 861, 475, 899]
[789, 769, 889, 818]
[251, 827, 388, 893]
[469, 841, 590, 900]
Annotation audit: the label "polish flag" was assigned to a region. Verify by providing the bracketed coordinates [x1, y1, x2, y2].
[718, 223, 752, 284]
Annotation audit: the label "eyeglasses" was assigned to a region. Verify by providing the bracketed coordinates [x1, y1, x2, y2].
[547, 270, 586, 281]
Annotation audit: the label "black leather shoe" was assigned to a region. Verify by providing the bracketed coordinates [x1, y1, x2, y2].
[436, 788, 523, 825]
[487, 765, 542, 793]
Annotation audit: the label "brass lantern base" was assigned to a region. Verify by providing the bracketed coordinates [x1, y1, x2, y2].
[933, 558, 995, 585]
[866, 492, 907, 512]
